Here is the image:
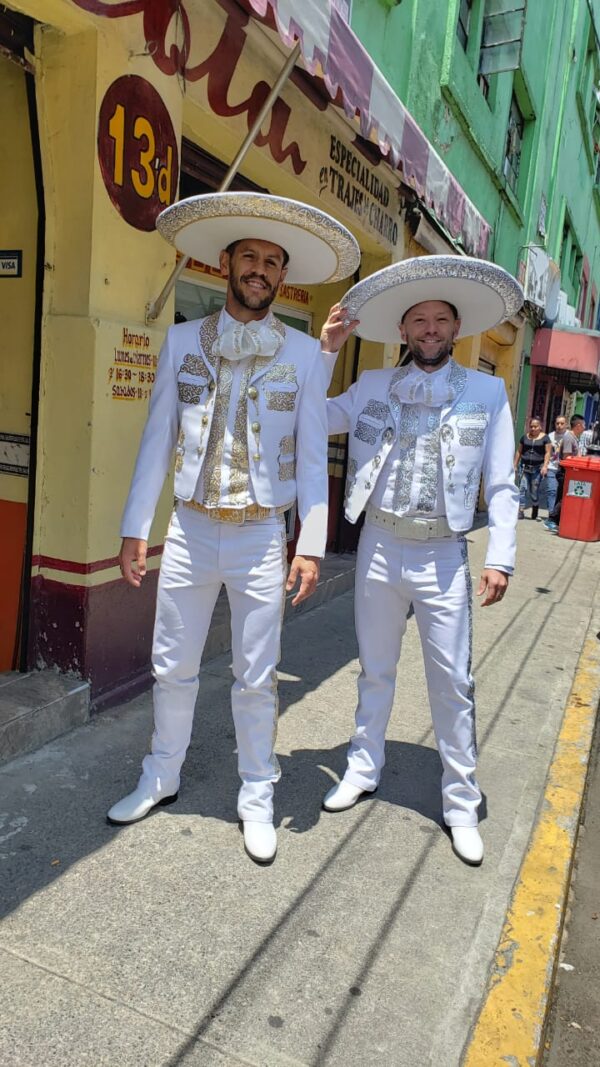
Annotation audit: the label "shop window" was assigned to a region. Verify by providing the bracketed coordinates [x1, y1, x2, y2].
[180, 139, 265, 197]
[559, 215, 583, 308]
[457, 0, 473, 50]
[577, 262, 589, 324]
[456, 0, 491, 100]
[576, 20, 600, 173]
[503, 93, 524, 192]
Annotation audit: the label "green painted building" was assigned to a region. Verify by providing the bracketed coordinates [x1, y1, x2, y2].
[350, 0, 600, 434]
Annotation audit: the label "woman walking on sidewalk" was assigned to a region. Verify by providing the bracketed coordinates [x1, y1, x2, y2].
[514, 416, 551, 520]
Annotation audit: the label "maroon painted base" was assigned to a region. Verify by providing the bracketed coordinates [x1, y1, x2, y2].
[28, 572, 159, 706]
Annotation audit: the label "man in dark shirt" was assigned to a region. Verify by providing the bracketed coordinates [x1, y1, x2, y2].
[543, 414, 585, 531]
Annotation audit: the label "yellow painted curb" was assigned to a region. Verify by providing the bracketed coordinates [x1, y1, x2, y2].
[462, 623, 600, 1067]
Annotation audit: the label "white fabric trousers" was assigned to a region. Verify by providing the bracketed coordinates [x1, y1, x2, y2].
[345, 520, 481, 827]
[139, 506, 287, 822]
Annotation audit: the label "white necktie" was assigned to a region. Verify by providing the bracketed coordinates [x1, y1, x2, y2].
[212, 319, 281, 362]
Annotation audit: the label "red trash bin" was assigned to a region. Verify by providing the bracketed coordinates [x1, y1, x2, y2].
[558, 455, 600, 541]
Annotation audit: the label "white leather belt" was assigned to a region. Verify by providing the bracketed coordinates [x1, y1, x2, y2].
[366, 506, 454, 540]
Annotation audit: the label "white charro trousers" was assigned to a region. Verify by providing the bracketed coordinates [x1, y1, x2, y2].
[344, 520, 481, 827]
[139, 505, 287, 823]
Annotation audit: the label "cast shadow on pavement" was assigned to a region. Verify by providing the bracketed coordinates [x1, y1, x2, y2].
[175, 738, 487, 834]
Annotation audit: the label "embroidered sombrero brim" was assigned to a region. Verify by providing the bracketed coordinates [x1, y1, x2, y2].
[156, 192, 360, 285]
[340, 255, 524, 342]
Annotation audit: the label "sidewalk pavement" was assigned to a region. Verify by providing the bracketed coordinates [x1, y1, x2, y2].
[1, 521, 599, 1067]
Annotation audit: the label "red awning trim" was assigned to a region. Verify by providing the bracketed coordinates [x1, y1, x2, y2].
[247, 0, 491, 256]
[532, 327, 600, 378]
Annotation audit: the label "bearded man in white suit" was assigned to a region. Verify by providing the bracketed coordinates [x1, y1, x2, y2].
[107, 192, 359, 864]
[322, 256, 524, 866]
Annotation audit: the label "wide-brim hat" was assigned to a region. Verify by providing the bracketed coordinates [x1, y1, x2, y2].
[156, 192, 360, 285]
[340, 255, 524, 342]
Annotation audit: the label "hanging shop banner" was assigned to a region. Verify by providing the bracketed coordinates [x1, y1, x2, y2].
[97, 75, 179, 232]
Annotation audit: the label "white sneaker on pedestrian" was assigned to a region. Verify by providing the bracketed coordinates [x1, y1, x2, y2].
[242, 820, 277, 864]
[107, 783, 178, 825]
[322, 780, 368, 812]
[450, 826, 484, 866]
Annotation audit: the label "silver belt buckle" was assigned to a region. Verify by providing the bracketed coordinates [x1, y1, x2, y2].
[412, 518, 431, 540]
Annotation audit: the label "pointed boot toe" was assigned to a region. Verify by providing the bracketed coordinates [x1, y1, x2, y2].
[322, 780, 368, 812]
[107, 784, 178, 825]
[450, 826, 484, 866]
[243, 820, 277, 864]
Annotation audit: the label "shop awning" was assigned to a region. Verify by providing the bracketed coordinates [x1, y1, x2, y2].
[246, 0, 491, 257]
[532, 326, 600, 378]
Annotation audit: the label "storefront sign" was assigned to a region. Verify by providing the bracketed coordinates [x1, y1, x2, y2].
[0, 432, 29, 476]
[97, 75, 179, 232]
[0, 250, 22, 277]
[78, 0, 402, 252]
[321, 136, 399, 246]
[108, 327, 158, 401]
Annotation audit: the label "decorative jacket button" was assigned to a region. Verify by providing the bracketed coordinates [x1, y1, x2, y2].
[208, 381, 216, 392]
[247, 386, 258, 400]
[202, 414, 209, 425]
[251, 421, 261, 433]
[253, 452, 260, 461]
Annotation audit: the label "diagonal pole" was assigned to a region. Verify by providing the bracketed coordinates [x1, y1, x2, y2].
[146, 40, 302, 324]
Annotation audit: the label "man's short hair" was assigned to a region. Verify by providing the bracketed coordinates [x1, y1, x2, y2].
[570, 414, 585, 427]
[401, 300, 459, 324]
[224, 239, 289, 268]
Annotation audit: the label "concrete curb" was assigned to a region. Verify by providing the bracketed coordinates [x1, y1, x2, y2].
[462, 603, 600, 1067]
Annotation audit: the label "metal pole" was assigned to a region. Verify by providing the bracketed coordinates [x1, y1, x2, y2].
[146, 41, 302, 324]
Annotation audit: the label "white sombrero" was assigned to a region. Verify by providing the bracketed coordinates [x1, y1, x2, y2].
[340, 255, 524, 342]
[156, 192, 360, 285]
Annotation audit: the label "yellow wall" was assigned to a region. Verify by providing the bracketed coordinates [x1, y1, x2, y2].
[31, 19, 183, 567]
[9, 0, 524, 580]
[0, 56, 37, 506]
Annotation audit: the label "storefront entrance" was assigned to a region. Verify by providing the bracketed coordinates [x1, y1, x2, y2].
[0, 13, 42, 670]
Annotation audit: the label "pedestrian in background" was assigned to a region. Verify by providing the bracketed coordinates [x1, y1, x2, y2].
[544, 414, 567, 515]
[544, 413, 586, 531]
[514, 416, 551, 520]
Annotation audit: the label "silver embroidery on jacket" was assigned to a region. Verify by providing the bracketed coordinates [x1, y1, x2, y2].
[345, 457, 358, 503]
[464, 466, 478, 510]
[416, 411, 442, 512]
[354, 400, 391, 445]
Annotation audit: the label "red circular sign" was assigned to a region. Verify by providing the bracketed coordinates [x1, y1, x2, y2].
[97, 75, 179, 232]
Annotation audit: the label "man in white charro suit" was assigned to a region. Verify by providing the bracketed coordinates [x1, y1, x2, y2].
[107, 192, 359, 864]
[322, 256, 523, 866]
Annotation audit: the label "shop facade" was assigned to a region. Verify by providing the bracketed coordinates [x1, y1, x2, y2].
[0, 0, 522, 707]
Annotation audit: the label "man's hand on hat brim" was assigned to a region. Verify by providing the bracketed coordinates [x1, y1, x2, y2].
[320, 302, 360, 354]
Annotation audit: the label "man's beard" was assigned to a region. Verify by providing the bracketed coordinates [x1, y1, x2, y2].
[408, 340, 454, 370]
[229, 270, 278, 311]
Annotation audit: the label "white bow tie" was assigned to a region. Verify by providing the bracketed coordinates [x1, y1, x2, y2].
[212, 319, 281, 362]
[392, 363, 455, 407]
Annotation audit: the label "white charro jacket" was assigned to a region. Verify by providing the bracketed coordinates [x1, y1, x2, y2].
[327, 359, 519, 572]
[121, 311, 329, 557]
